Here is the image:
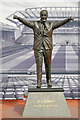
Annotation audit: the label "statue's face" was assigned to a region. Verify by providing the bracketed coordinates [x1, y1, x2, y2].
[40, 11, 48, 22]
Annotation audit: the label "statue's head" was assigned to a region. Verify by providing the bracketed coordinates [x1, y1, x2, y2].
[40, 10, 48, 22]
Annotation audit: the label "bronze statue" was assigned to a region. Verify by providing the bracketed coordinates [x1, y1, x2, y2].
[13, 10, 74, 88]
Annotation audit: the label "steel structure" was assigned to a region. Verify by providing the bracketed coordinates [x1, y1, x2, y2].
[6, 7, 79, 45]
[6, 7, 78, 25]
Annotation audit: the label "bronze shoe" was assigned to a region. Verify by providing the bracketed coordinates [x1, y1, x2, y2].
[47, 83, 52, 88]
[37, 85, 41, 88]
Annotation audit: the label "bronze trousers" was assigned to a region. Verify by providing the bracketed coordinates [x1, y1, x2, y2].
[34, 49, 52, 86]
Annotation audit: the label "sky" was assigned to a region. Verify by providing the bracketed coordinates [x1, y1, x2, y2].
[0, 0, 79, 26]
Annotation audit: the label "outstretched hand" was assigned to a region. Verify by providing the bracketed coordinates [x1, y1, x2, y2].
[69, 16, 74, 20]
[13, 15, 19, 19]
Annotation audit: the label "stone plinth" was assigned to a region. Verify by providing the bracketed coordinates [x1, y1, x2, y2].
[23, 88, 71, 117]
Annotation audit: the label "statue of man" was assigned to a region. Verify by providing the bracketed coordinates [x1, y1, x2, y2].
[13, 10, 74, 88]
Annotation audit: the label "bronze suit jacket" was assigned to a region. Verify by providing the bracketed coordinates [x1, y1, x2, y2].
[17, 17, 70, 50]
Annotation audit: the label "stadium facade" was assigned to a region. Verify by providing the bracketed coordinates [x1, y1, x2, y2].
[0, 6, 79, 100]
[6, 7, 78, 46]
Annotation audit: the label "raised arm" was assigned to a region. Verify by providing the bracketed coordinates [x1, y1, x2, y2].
[13, 15, 34, 29]
[53, 16, 74, 29]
